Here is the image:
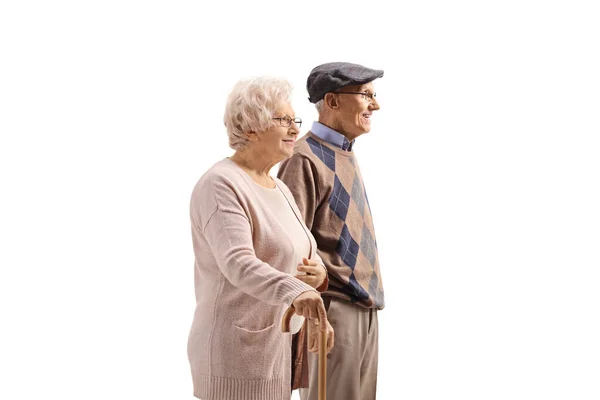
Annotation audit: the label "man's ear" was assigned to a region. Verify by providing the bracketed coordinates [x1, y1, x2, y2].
[324, 93, 339, 109]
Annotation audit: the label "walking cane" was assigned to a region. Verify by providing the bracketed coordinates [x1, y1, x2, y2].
[282, 306, 327, 400]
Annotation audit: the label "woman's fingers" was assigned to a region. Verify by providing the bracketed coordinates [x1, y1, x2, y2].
[291, 292, 328, 334]
[317, 300, 328, 331]
[308, 335, 315, 351]
[294, 305, 303, 316]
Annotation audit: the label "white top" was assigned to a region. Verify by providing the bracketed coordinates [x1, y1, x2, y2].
[258, 183, 311, 333]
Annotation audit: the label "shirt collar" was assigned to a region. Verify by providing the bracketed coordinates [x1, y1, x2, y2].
[310, 121, 354, 151]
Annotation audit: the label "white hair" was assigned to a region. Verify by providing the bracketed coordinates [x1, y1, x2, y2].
[314, 99, 324, 114]
[223, 77, 293, 151]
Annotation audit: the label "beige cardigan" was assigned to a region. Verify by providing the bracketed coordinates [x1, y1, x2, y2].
[187, 158, 319, 400]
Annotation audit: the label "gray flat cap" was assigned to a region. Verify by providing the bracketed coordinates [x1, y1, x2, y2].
[307, 62, 384, 103]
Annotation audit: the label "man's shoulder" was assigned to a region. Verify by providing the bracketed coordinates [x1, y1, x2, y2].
[278, 133, 317, 167]
[293, 132, 318, 156]
[278, 134, 330, 186]
[289, 132, 339, 172]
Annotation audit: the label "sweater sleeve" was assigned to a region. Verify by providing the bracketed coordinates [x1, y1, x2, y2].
[201, 179, 316, 306]
[277, 154, 319, 230]
[278, 155, 329, 292]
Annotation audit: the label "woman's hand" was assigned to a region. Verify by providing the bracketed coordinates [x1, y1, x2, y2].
[307, 318, 334, 354]
[295, 257, 327, 289]
[291, 291, 328, 331]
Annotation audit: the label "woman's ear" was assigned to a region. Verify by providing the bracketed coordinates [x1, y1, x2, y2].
[244, 131, 259, 142]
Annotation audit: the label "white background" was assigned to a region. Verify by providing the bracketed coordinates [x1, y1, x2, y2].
[1, 1, 599, 399]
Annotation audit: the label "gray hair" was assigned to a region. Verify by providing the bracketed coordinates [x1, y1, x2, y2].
[314, 99, 324, 114]
[223, 77, 292, 151]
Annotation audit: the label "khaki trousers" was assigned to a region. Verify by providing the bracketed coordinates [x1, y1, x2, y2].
[299, 297, 379, 400]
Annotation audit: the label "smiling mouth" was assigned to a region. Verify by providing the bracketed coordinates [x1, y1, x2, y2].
[362, 113, 372, 121]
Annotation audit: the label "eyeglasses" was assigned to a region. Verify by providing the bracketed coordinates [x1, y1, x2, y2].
[333, 91, 377, 103]
[272, 116, 302, 128]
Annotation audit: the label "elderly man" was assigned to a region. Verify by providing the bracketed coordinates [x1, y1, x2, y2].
[278, 62, 385, 400]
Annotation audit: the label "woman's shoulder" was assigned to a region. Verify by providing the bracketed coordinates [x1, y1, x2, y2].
[192, 158, 262, 213]
[190, 159, 252, 229]
[194, 159, 245, 190]
[191, 159, 243, 204]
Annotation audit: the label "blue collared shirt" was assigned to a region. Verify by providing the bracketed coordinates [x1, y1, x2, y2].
[310, 122, 354, 151]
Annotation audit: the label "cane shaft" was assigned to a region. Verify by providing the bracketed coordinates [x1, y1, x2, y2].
[318, 329, 327, 400]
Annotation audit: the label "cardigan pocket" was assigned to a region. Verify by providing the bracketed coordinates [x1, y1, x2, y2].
[233, 322, 276, 333]
[231, 322, 283, 379]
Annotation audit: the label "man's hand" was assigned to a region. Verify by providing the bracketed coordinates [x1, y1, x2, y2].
[295, 257, 327, 289]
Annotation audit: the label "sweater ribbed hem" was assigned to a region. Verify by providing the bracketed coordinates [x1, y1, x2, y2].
[277, 276, 317, 305]
[193, 375, 287, 400]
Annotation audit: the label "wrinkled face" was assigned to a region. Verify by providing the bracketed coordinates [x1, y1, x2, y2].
[335, 82, 380, 138]
[255, 101, 300, 163]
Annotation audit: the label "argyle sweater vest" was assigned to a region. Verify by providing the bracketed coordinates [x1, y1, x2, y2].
[278, 132, 384, 309]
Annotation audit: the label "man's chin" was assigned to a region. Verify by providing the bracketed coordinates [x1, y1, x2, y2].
[359, 121, 371, 133]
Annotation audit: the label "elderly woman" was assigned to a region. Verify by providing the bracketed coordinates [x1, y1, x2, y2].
[187, 77, 334, 400]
